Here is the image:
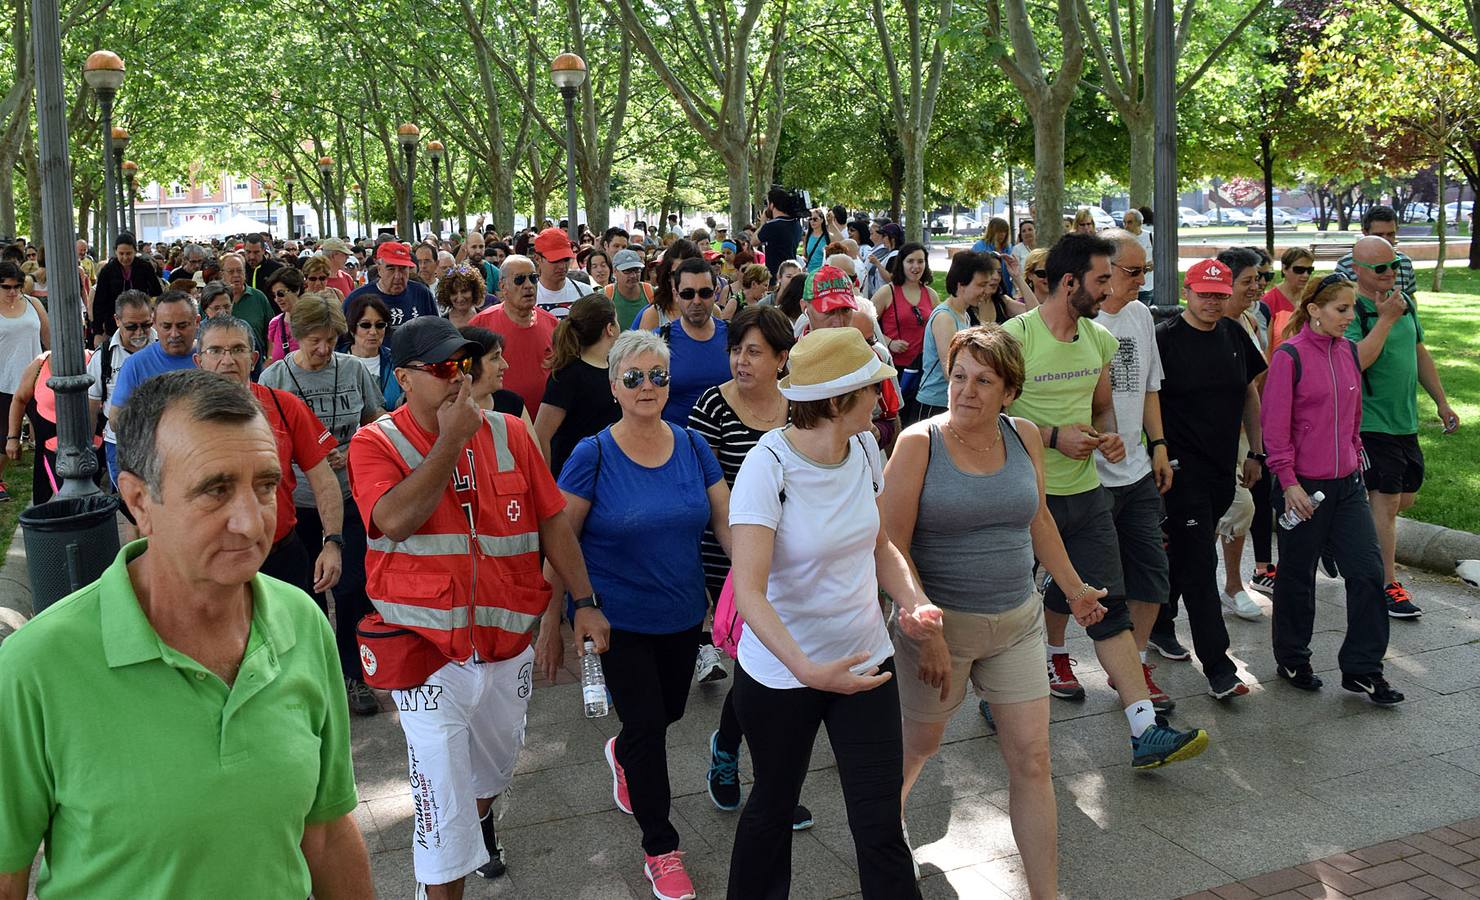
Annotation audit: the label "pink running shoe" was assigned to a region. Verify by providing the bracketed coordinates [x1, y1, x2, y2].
[605, 737, 633, 815]
[644, 850, 696, 900]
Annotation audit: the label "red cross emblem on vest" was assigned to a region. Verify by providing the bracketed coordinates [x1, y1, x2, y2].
[506, 499, 521, 522]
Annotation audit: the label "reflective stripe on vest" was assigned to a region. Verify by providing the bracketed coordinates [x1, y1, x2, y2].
[367, 531, 539, 557]
[370, 410, 514, 473]
[373, 597, 540, 634]
[373, 415, 426, 469]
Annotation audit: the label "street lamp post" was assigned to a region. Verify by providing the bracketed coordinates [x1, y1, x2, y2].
[317, 155, 335, 238]
[262, 180, 275, 239]
[427, 140, 444, 240]
[551, 53, 586, 244]
[110, 127, 128, 236]
[121, 160, 137, 234]
[284, 173, 296, 240]
[350, 183, 363, 237]
[82, 51, 124, 252]
[397, 123, 420, 240]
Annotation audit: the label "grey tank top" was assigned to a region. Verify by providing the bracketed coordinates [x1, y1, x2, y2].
[911, 415, 1039, 614]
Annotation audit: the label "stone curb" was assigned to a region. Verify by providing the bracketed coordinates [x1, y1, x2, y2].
[1395, 516, 1480, 576]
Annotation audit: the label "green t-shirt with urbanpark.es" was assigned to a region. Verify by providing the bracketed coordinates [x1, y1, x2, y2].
[1002, 307, 1119, 496]
[1347, 291, 1424, 436]
[0, 540, 358, 898]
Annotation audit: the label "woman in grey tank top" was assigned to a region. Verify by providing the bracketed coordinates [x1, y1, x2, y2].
[881, 324, 1109, 899]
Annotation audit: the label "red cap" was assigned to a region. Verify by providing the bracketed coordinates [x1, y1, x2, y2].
[533, 227, 575, 262]
[808, 265, 859, 314]
[701, 249, 722, 262]
[377, 241, 414, 268]
[1184, 258, 1232, 295]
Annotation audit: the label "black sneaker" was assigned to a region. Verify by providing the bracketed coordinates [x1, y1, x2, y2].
[1385, 582, 1422, 619]
[1147, 633, 1191, 662]
[1277, 663, 1323, 691]
[791, 805, 814, 831]
[706, 730, 741, 811]
[978, 699, 996, 733]
[476, 811, 506, 878]
[1319, 552, 1340, 578]
[1250, 566, 1277, 593]
[345, 678, 379, 716]
[1342, 673, 1404, 706]
[1207, 671, 1250, 701]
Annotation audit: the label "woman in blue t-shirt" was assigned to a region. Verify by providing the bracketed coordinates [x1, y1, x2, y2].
[552, 329, 731, 897]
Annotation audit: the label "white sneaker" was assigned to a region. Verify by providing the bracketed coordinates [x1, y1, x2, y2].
[1222, 590, 1262, 621]
[902, 820, 920, 881]
[694, 643, 729, 683]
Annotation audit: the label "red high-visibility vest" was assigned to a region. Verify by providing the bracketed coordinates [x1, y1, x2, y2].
[357, 408, 550, 663]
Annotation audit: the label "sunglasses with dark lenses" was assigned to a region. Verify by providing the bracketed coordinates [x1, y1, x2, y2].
[1288, 265, 1315, 276]
[405, 358, 472, 380]
[677, 287, 715, 301]
[307, 274, 327, 281]
[1258, 271, 1276, 283]
[1114, 264, 1147, 278]
[508, 273, 535, 286]
[119, 322, 151, 332]
[0, 282, 20, 291]
[357, 320, 388, 331]
[1032, 269, 1048, 281]
[620, 366, 670, 389]
[272, 290, 293, 299]
[1355, 259, 1402, 275]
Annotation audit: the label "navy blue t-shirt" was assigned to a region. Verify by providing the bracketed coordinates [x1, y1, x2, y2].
[558, 424, 723, 633]
[344, 281, 438, 330]
[660, 318, 730, 427]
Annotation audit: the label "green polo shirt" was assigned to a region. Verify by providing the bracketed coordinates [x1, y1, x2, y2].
[1347, 291, 1424, 435]
[0, 540, 357, 897]
[231, 285, 274, 356]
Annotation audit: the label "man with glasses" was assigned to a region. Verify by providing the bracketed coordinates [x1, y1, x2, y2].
[531, 226, 592, 319]
[90, 232, 162, 347]
[348, 315, 602, 896]
[345, 242, 437, 330]
[1335, 206, 1416, 297]
[218, 253, 274, 354]
[87, 290, 154, 488]
[659, 258, 730, 426]
[242, 232, 283, 295]
[470, 254, 557, 415]
[1344, 235, 1459, 618]
[194, 315, 344, 602]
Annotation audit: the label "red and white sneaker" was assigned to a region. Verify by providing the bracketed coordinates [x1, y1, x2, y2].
[644, 850, 696, 900]
[1249, 565, 1277, 593]
[1048, 653, 1085, 701]
[605, 737, 632, 815]
[1108, 663, 1175, 714]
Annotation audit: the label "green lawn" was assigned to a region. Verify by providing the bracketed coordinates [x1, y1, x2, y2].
[0, 450, 37, 560]
[1406, 267, 1480, 534]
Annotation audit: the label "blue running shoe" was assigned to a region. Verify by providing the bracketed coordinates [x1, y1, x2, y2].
[1131, 721, 1209, 769]
[978, 699, 996, 734]
[707, 730, 741, 810]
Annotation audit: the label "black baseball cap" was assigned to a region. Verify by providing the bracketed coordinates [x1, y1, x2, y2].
[391, 316, 480, 369]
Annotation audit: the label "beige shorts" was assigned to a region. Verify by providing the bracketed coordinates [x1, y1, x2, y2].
[895, 597, 1049, 722]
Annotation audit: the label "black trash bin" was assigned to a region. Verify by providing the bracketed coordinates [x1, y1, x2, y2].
[18, 495, 120, 615]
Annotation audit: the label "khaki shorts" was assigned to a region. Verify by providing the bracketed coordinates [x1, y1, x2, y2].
[895, 597, 1049, 722]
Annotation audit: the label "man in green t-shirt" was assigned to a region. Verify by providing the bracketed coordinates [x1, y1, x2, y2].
[607, 248, 653, 329]
[1345, 235, 1460, 618]
[219, 251, 274, 353]
[1004, 232, 1209, 770]
[0, 370, 372, 898]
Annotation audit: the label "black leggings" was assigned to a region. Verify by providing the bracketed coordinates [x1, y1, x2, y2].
[604, 625, 702, 857]
[1250, 463, 1274, 564]
[728, 658, 919, 900]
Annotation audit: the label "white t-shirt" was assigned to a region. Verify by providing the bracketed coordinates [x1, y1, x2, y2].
[1094, 299, 1163, 488]
[1010, 241, 1032, 270]
[536, 278, 593, 319]
[86, 332, 153, 444]
[729, 428, 893, 690]
[354, 352, 381, 380]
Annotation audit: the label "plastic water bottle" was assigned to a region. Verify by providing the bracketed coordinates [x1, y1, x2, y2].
[1279, 490, 1325, 530]
[581, 641, 609, 718]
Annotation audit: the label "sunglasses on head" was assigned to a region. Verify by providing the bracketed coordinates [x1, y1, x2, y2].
[1355, 258, 1402, 275]
[404, 357, 472, 380]
[678, 287, 715, 301]
[356, 319, 388, 331]
[620, 366, 670, 389]
[1288, 265, 1315, 275]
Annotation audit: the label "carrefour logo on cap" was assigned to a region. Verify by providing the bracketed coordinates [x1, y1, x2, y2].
[1205, 264, 1223, 277]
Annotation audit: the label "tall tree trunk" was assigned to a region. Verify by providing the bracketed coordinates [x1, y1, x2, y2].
[724, 144, 751, 229]
[1260, 131, 1275, 256]
[1029, 104, 1069, 244]
[1127, 113, 1155, 208]
[902, 129, 926, 242]
[1433, 157, 1446, 291]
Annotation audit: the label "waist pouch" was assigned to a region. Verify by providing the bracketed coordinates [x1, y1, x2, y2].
[356, 612, 447, 690]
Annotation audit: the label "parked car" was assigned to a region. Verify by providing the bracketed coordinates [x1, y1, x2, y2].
[1443, 201, 1474, 221]
[1178, 207, 1210, 227]
[1213, 208, 1253, 224]
[1251, 206, 1301, 226]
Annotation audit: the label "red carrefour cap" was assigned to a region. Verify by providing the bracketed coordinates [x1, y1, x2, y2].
[533, 227, 575, 262]
[377, 241, 414, 268]
[1184, 258, 1232, 295]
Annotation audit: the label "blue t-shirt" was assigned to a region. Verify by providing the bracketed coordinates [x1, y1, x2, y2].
[109, 343, 197, 411]
[344, 281, 438, 329]
[558, 424, 723, 633]
[660, 318, 730, 426]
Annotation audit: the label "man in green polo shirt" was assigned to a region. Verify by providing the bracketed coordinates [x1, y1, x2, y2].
[0, 369, 372, 898]
[1345, 235, 1461, 619]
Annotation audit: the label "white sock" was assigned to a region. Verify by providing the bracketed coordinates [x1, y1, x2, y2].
[1046, 644, 1067, 659]
[1125, 700, 1156, 738]
[1139, 649, 1148, 664]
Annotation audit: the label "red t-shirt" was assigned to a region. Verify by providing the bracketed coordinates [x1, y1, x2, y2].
[250, 382, 336, 541]
[327, 271, 355, 301]
[468, 303, 558, 416]
[1262, 285, 1295, 317]
[348, 405, 564, 543]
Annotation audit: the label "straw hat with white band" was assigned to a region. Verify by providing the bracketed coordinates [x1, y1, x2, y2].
[779, 327, 897, 401]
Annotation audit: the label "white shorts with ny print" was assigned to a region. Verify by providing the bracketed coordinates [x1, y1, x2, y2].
[394, 647, 533, 886]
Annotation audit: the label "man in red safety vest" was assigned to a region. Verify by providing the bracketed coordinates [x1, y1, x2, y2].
[348, 316, 606, 898]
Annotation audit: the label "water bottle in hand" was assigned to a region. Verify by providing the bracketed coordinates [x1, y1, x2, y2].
[1279, 490, 1325, 530]
[580, 640, 609, 718]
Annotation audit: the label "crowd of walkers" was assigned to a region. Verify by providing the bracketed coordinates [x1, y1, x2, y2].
[0, 198, 1461, 900]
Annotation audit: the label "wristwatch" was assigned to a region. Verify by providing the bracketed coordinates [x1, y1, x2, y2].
[1147, 438, 1168, 452]
[322, 533, 345, 548]
[1247, 451, 1268, 463]
[572, 594, 601, 611]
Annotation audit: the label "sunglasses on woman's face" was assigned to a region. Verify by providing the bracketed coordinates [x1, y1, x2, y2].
[272, 289, 294, 300]
[1258, 271, 1275, 283]
[620, 366, 670, 389]
[678, 287, 715, 301]
[404, 357, 472, 380]
[1288, 265, 1314, 276]
[307, 274, 327, 282]
[356, 320, 388, 331]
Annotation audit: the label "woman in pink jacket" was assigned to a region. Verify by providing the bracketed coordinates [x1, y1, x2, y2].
[1261, 273, 1401, 707]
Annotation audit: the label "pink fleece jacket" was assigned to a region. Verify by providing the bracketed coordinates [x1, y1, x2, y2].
[1261, 324, 1364, 487]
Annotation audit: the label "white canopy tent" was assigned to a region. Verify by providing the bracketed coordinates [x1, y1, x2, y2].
[160, 213, 272, 240]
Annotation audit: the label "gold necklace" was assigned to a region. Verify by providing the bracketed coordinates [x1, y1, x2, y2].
[735, 387, 786, 425]
[945, 419, 1001, 454]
